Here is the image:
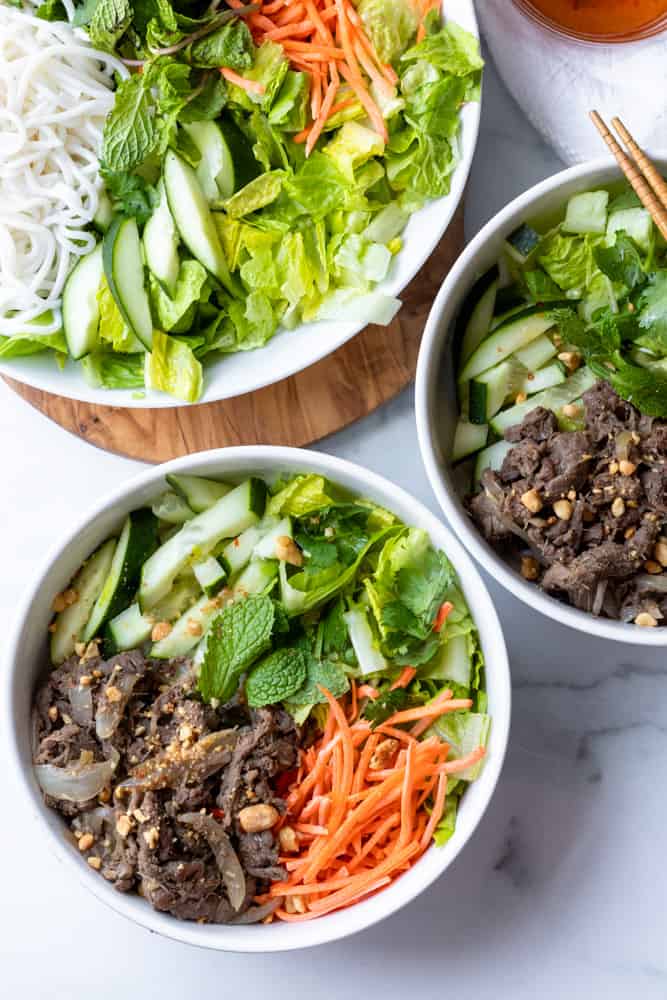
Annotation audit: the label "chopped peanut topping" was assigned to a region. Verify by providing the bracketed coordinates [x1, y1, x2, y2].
[520, 489, 543, 514]
[557, 351, 581, 372]
[278, 826, 299, 853]
[186, 619, 203, 637]
[520, 556, 540, 581]
[87, 856, 102, 870]
[514, 391, 527, 405]
[78, 833, 95, 852]
[369, 738, 399, 771]
[553, 499, 573, 521]
[105, 685, 122, 704]
[47, 706, 58, 723]
[274, 536, 303, 567]
[116, 815, 133, 838]
[619, 460, 637, 477]
[644, 560, 663, 575]
[635, 612, 658, 628]
[238, 804, 279, 833]
[143, 827, 160, 849]
[653, 541, 667, 567]
[52, 588, 78, 613]
[562, 403, 580, 419]
[611, 497, 626, 518]
[151, 621, 172, 642]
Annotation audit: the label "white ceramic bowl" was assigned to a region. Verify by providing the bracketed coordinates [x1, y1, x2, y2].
[0, 1, 480, 409]
[416, 155, 667, 646]
[4, 447, 509, 952]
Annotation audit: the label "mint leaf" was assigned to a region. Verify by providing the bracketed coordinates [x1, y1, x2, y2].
[179, 75, 228, 123]
[246, 648, 308, 708]
[88, 0, 132, 49]
[36, 0, 67, 20]
[72, 0, 100, 26]
[594, 233, 646, 291]
[198, 595, 275, 703]
[189, 20, 254, 71]
[100, 168, 156, 224]
[287, 658, 349, 706]
[102, 75, 157, 174]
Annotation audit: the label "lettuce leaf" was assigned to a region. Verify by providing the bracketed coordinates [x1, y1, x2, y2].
[97, 275, 142, 352]
[537, 231, 600, 297]
[145, 329, 203, 401]
[149, 260, 209, 333]
[81, 352, 145, 389]
[356, 0, 418, 64]
[401, 21, 484, 79]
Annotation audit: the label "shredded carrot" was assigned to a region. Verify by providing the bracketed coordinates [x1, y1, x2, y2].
[433, 601, 454, 633]
[390, 667, 417, 691]
[358, 683, 380, 700]
[220, 67, 266, 95]
[270, 685, 486, 921]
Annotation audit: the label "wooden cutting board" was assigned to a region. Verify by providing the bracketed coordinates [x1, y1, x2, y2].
[4, 205, 464, 463]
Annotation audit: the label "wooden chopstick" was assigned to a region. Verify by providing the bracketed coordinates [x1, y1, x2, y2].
[589, 110, 667, 241]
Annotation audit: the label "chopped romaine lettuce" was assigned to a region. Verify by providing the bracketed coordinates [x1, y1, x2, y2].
[145, 330, 203, 402]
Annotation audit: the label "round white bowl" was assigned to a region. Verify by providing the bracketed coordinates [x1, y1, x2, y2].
[0, 0, 481, 409]
[4, 447, 510, 952]
[416, 155, 667, 646]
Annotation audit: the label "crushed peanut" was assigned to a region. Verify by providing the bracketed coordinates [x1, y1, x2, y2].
[644, 560, 663, 575]
[79, 674, 92, 687]
[143, 827, 160, 849]
[151, 621, 172, 642]
[74, 642, 86, 657]
[52, 588, 78, 613]
[238, 804, 279, 833]
[514, 391, 528, 405]
[78, 833, 95, 852]
[274, 535, 303, 567]
[133, 808, 149, 824]
[611, 497, 626, 518]
[624, 527, 636, 540]
[80, 640, 100, 663]
[98, 788, 111, 804]
[87, 856, 102, 870]
[116, 815, 133, 838]
[619, 460, 637, 477]
[104, 685, 122, 703]
[562, 403, 581, 419]
[635, 612, 658, 628]
[278, 826, 299, 853]
[557, 351, 581, 372]
[653, 541, 667, 567]
[520, 489, 543, 514]
[608, 461, 619, 475]
[186, 619, 203, 637]
[369, 738, 399, 771]
[553, 499, 573, 521]
[178, 724, 194, 743]
[47, 706, 58, 722]
[520, 556, 540, 581]
[567, 489, 577, 501]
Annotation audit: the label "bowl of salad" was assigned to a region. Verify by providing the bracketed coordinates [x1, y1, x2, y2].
[4, 447, 510, 951]
[417, 156, 667, 644]
[0, 0, 481, 406]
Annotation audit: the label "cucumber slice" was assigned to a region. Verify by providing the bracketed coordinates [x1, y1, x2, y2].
[83, 509, 159, 641]
[494, 283, 526, 316]
[455, 264, 499, 366]
[219, 119, 261, 195]
[143, 180, 180, 297]
[232, 558, 279, 598]
[505, 223, 540, 264]
[469, 357, 527, 424]
[152, 576, 202, 622]
[343, 606, 388, 676]
[556, 399, 586, 432]
[522, 360, 566, 396]
[490, 366, 596, 435]
[222, 523, 265, 576]
[166, 474, 232, 514]
[103, 217, 153, 350]
[423, 633, 471, 687]
[150, 593, 225, 659]
[607, 207, 653, 254]
[50, 539, 116, 664]
[473, 440, 514, 487]
[563, 190, 609, 235]
[460, 308, 557, 381]
[62, 244, 103, 360]
[163, 149, 236, 295]
[183, 121, 231, 202]
[152, 490, 195, 525]
[193, 555, 227, 595]
[104, 602, 153, 655]
[139, 477, 267, 610]
[451, 418, 488, 463]
[514, 333, 557, 371]
[93, 191, 114, 234]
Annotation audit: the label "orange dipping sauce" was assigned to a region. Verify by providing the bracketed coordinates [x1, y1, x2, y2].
[518, 0, 667, 40]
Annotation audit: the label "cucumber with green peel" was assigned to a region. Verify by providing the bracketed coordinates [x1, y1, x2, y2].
[232, 559, 279, 598]
[217, 118, 262, 196]
[521, 360, 566, 396]
[103, 217, 153, 350]
[83, 509, 159, 641]
[455, 264, 499, 365]
[139, 477, 267, 610]
[182, 121, 232, 202]
[62, 244, 103, 360]
[253, 517, 293, 560]
[513, 333, 557, 371]
[222, 523, 265, 576]
[163, 149, 237, 295]
[473, 440, 514, 487]
[50, 539, 116, 664]
[607, 207, 653, 254]
[460, 308, 558, 381]
[104, 602, 153, 655]
[143, 180, 180, 297]
[152, 576, 202, 622]
[490, 366, 596, 435]
[505, 223, 540, 264]
[150, 592, 225, 659]
[451, 418, 488, 463]
[166, 474, 233, 513]
[152, 490, 195, 525]
[93, 191, 114, 233]
[563, 190, 609, 235]
[193, 555, 227, 595]
[494, 283, 526, 317]
[468, 356, 527, 424]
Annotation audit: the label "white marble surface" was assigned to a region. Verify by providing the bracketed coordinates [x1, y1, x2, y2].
[3, 53, 667, 1000]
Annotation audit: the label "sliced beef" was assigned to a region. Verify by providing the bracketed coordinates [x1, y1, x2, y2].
[467, 381, 667, 624]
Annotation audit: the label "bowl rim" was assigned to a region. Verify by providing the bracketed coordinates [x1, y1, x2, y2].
[416, 153, 667, 647]
[0, 0, 481, 410]
[3, 446, 510, 952]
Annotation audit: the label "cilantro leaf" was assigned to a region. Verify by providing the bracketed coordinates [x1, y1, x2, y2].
[246, 648, 308, 708]
[88, 0, 132, 49]
[319, 599, 349, 657]
[590, 355, 667, 418]
[637, 272, 667, 353]
[198, 595, 274, 703]
[287, 658, 349, 706]
[101, 74, 157, 174]
[396, 546, 455, 623]
[594, 233, 646, 291]
[363, 688, 408, 728]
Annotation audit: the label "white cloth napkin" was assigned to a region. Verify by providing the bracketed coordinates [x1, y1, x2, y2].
[475, 0, 667, 164]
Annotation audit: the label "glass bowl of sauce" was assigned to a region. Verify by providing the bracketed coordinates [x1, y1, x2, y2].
[512, 0, 667, 43]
